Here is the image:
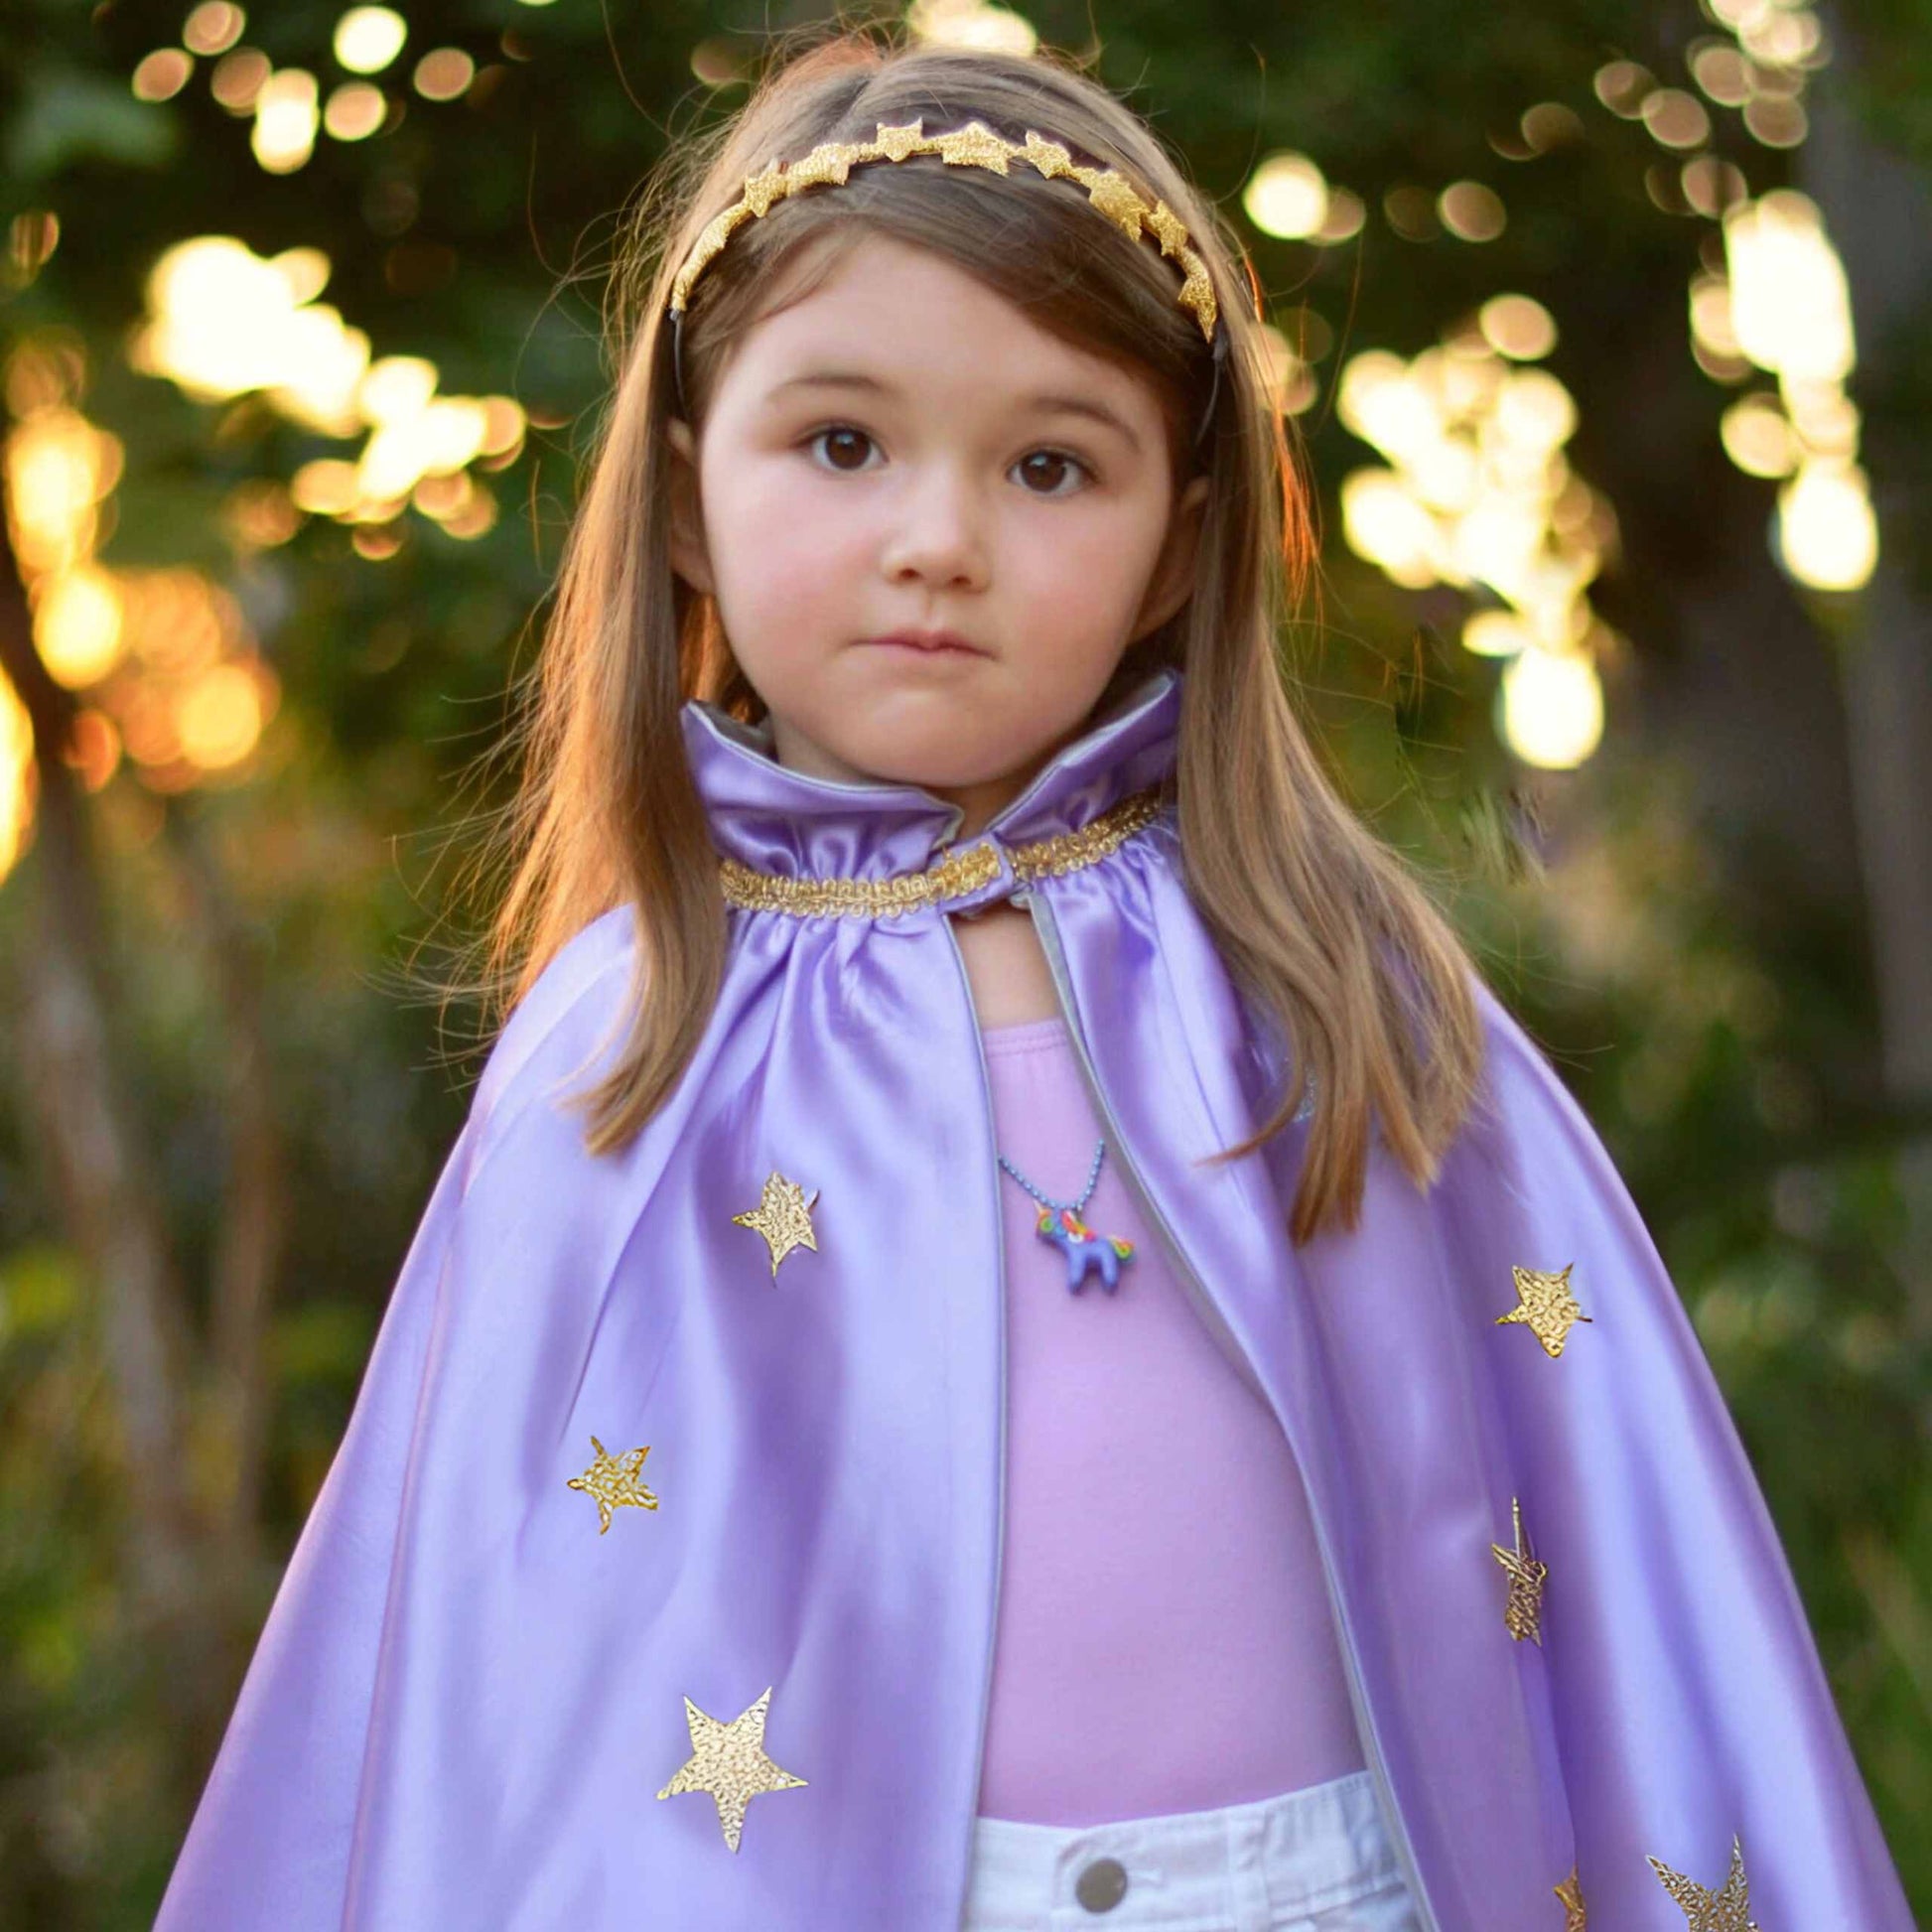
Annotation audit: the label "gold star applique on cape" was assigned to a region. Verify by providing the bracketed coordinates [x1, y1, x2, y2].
[566, 1435, 658, 1534]
[1490, 1494, 1549, 1644]
[655, 1686, 808, 1852]
[733, 1171, 820, 1278]
[1554, 1862, 1587, 1928]
[1495, 1261, 1593, 1358]
[1647, 1833, 1761, 1930]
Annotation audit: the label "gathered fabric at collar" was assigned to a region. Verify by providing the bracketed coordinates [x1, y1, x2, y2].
[679, 667, 1181, 918]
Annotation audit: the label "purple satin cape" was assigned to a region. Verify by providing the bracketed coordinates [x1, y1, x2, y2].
[156, 666, 1912, 1929]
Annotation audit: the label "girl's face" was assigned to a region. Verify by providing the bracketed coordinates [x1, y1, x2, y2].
[666, 231, 1208, 832]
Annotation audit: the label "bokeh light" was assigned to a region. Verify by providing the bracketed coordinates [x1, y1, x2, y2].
[0, 340, 287, 878]
[1500, 645, 1604, 769]
[1520, 102, 1587, 151]
[129, 236, 524, 532]
[1726, 191, 1854, 382]
[9, 211, 61, 284]
[33, 565, 124, 687]
[1439, 182, 1506, 242]
[1244, 154, 1329, 241]
[1478, 293, 1558, 360]
[1691, 44, 1750, 105]
[252, 69, 320, 173]
[0, 676, 31, 877]
[211, 47, 269, 113]
[412, 49, 476, 102]
[132, 50, 195, 101]
[904, 0, 1037, 53]
[1383, 185, 1440, 241]
[1694, 190, 1875, 590]
[183, 3, 245, 56]
[1336, 317, 1617, 767]
[1744, 95, 1808, 148]
[1690, 0, 1826, 150]
[1593, 60, 1654, 117]
[324, 81, 388, 141]
[1681, 154, 1748, 217]
[1777, 463, 1878, 592]
[177, 663, 264, 768]
[1641, 87, 1712, 149]
[1316, 189, 1367, 243]
[334, 6, 408, 74]
[4, 406, 122, 577]
[1721, 393, 1800, 477]
[1258, 325, 1320, 416]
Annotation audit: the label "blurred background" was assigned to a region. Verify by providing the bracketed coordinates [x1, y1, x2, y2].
[2, 0, 1930, 1921]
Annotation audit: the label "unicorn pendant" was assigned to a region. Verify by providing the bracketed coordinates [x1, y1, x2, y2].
[999, 1138, 1136, 1297]
[1034, 1204, 1135, 1294]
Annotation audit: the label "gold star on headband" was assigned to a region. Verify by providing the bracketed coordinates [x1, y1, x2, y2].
[1554, 1864, 1587, 1930]
[655, 1686, 808, 1853]
[566, 1435, 658, 1534]
[1495, 1261, 1593, 1359]
[667, 117, 1218, 344]
[1490, 1495, 1549, 1645]
[1647, 1834, 1761, 1931]
[732, 1171, 820, 1278]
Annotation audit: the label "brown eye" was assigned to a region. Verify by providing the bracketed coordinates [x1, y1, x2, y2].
[1015, 449, 1091, 495]
[805, 426, 876, 472]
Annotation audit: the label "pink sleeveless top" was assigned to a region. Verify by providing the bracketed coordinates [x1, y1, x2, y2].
[974, 1016, 1367, 1825]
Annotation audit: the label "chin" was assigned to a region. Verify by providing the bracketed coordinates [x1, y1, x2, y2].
[839, 742, 1000, 791]
[768, 678, 1085, 793]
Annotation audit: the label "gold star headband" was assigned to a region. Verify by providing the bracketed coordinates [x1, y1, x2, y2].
[665, 116, 1230, 445]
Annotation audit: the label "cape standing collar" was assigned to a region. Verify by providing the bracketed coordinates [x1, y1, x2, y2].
[680, 668, 1181, 919]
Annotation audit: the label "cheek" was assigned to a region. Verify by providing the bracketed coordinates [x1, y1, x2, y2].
[1002, 500, 1167, 631]
[691, 464, 850, 699]
[703, 458, 864, 636]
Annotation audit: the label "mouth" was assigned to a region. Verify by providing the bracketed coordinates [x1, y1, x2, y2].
[859, 631, 985, 656]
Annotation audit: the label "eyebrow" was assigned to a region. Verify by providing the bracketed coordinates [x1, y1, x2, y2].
[764, 369, 1144, 456]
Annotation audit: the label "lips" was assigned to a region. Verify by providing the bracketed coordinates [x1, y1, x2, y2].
[860, 630, 982, 654]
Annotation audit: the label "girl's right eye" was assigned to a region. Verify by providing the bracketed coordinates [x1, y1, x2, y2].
[800, 425, 877, 473]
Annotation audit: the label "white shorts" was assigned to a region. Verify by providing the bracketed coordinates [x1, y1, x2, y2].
[957, 1769, 1422, 1932]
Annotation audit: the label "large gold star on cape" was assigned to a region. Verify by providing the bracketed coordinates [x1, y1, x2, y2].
[1495, 1261, 1593, 1358]
[655, 1686, 808, 1852]
[732, 1171, 820, 1278]
[1490, 1494, 1549, 1644]
[1647, 1833, 1761, 1929]
[565, 1435, 657, 1534]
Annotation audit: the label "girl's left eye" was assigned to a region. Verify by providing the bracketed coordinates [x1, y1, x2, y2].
[1011, 448, 1093, 496]
[798, 426, 1094, 495]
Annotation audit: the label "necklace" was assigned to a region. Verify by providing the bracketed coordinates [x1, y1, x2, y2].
[997, 1140, 1137, 1295]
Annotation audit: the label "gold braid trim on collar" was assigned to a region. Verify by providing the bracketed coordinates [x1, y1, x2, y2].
[716, 784, 1168, 919]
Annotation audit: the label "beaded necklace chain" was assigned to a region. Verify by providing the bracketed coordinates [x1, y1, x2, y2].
[997, 1140, 1105, 1216]
[997, 1141, 1136, 1296]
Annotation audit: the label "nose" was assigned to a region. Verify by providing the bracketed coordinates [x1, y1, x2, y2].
[877, 460, 989, 590]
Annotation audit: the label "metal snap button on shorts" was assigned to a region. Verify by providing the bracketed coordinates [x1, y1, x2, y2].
[957, 1769, 1422, 1932]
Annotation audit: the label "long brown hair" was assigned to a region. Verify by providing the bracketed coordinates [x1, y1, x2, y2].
[436, 21, 1485, 1245]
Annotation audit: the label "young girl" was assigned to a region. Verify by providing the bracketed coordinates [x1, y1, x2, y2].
[156, 30, 1912, 1932]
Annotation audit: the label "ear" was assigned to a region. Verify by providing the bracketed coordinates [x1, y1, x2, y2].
[1130, 473, 1211, 641]
[663, 416, 715, 595]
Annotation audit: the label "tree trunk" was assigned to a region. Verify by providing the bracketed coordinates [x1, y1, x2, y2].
[1802, 26, 1932, 1338]
[0, 504, 203, 1615]
[0, 478, 260, 1803]
[162, 798, 288, 1555]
